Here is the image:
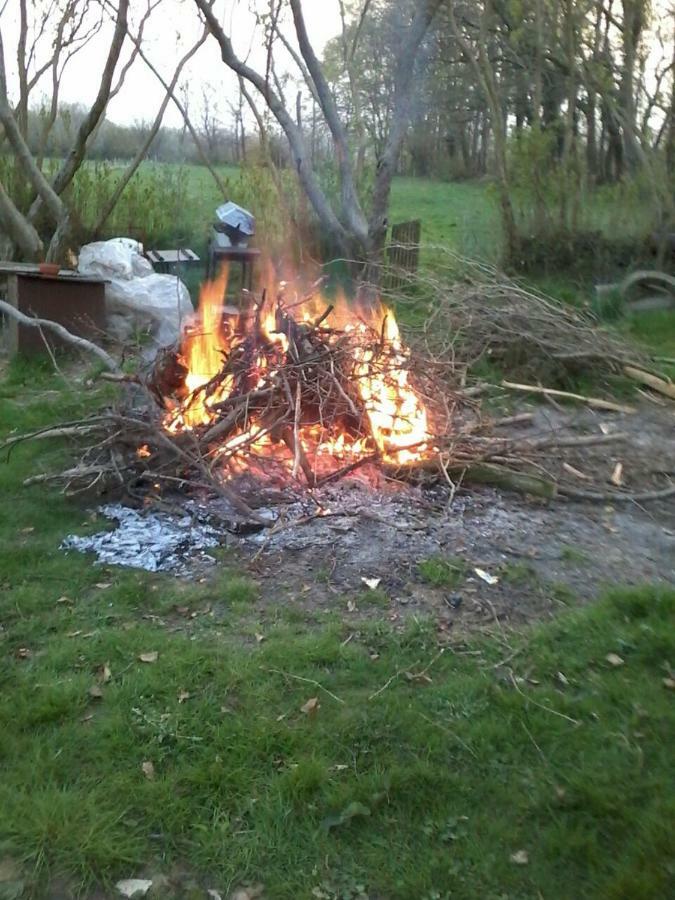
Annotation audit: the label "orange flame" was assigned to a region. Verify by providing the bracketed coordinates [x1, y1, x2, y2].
[353, 310, 429, 464]
[163, 268, 432, 470]
[166, 267, 233, 431]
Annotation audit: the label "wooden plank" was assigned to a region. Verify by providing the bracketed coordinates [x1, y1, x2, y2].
[386, 219, 421, 289]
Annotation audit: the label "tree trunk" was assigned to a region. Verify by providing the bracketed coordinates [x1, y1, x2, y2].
[618, 0, 645, 170]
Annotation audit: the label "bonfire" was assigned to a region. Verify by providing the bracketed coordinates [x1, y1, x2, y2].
[146, 266, 444, 491]
[4, 255, 673, 516]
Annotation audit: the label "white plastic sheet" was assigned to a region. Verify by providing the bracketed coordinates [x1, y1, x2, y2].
[78, 237, 193, 346]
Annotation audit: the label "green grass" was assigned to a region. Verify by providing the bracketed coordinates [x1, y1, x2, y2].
[388, 176, 500, 265]
[1, 360, 675, 898]
[418, 556, 469, 589]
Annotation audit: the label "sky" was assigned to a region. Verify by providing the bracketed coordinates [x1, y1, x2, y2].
[0, 0, 343, 128]
[1, 0, 673, 133]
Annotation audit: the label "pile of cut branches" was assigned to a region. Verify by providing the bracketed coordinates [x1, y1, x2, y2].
[376, 249, 649, 384]
[2, 269, 673, 514]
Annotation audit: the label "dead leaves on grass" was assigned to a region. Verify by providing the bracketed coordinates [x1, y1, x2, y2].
[96, 662, 112, 683]
[138, 651, 158, 664]
[605, 652, 625, 667]
[301, 696, 320, 716]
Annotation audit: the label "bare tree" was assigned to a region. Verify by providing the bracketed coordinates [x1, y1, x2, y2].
[192, 0, 444, 275]
[93, 26, 208, 234]
[448, 0, 520, 262]
[0, 0, 129, 260]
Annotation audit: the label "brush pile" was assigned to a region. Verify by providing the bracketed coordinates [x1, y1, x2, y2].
[3, 260, 673, 516]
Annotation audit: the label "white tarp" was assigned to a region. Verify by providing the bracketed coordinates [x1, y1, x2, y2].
[78, 238, 193, 347]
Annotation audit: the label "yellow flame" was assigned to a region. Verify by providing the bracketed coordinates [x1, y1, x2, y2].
[353, 307, 429, 465]
[163, 273, 431, 469]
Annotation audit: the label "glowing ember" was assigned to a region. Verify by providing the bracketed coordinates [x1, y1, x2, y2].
[162, 267, 433, 477]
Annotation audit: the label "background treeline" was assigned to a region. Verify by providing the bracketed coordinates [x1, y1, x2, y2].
[1, 0, 673, 276]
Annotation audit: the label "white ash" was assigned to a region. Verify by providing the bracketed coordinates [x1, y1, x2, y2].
[62, 503, 225, 573]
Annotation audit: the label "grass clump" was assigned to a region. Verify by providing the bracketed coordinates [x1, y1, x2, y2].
[500, 561, 539, 584]
[418, 555, 468, 588]
[219, 574, 259, 605]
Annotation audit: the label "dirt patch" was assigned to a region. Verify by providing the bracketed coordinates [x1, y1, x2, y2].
[63, 400, 675, 636]
[227, 400, 675, 633]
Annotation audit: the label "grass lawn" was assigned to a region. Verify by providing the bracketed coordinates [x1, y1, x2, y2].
[1, 359, 675, 899]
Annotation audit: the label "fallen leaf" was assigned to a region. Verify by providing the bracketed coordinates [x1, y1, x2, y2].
[361, 576, 381, 590]
[556, 671, 569, 686]
[207, 891, 223, 900]
[88, 685, 103, 700]
[300, 696, 320, 716]
[228, 885, 265, 900]
[510, 850, 529, 865]
[610, 462, 624, 487]
[347, 600, 357, 613]
[81, 713, 94, 723]
[56, 595, 73, 605]
[96, 662, 112, 683]
[67, 630, 82, 638]
[138, 651, 158, 664]
[321, 801, 371, 831]
[662, 677, 675, 690]
[606, 652, 624, 667]
[474, 567, 499, 586]
[177, 690, 190, 703]
[15, 648, 31, 659]
[141, 760, 155, 780]
[115, 878, 153, 898]
[95, 582, 111, 590]
[255, 633, 265, 644]
[20, 526, 35, 534]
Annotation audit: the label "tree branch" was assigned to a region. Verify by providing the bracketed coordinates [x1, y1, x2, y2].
[288, 0, 368, 242]
[94, 26, 207, 233]
[192, 0, 352, 252]
[0, 181, 43, 258]
[0, 298, 119, 371]
[27, 0, 129, 222]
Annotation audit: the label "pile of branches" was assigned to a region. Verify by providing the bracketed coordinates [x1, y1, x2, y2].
[375, 248, 649, 384]
[2, 290, 454, 517]
[2, 270, 673, 514]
